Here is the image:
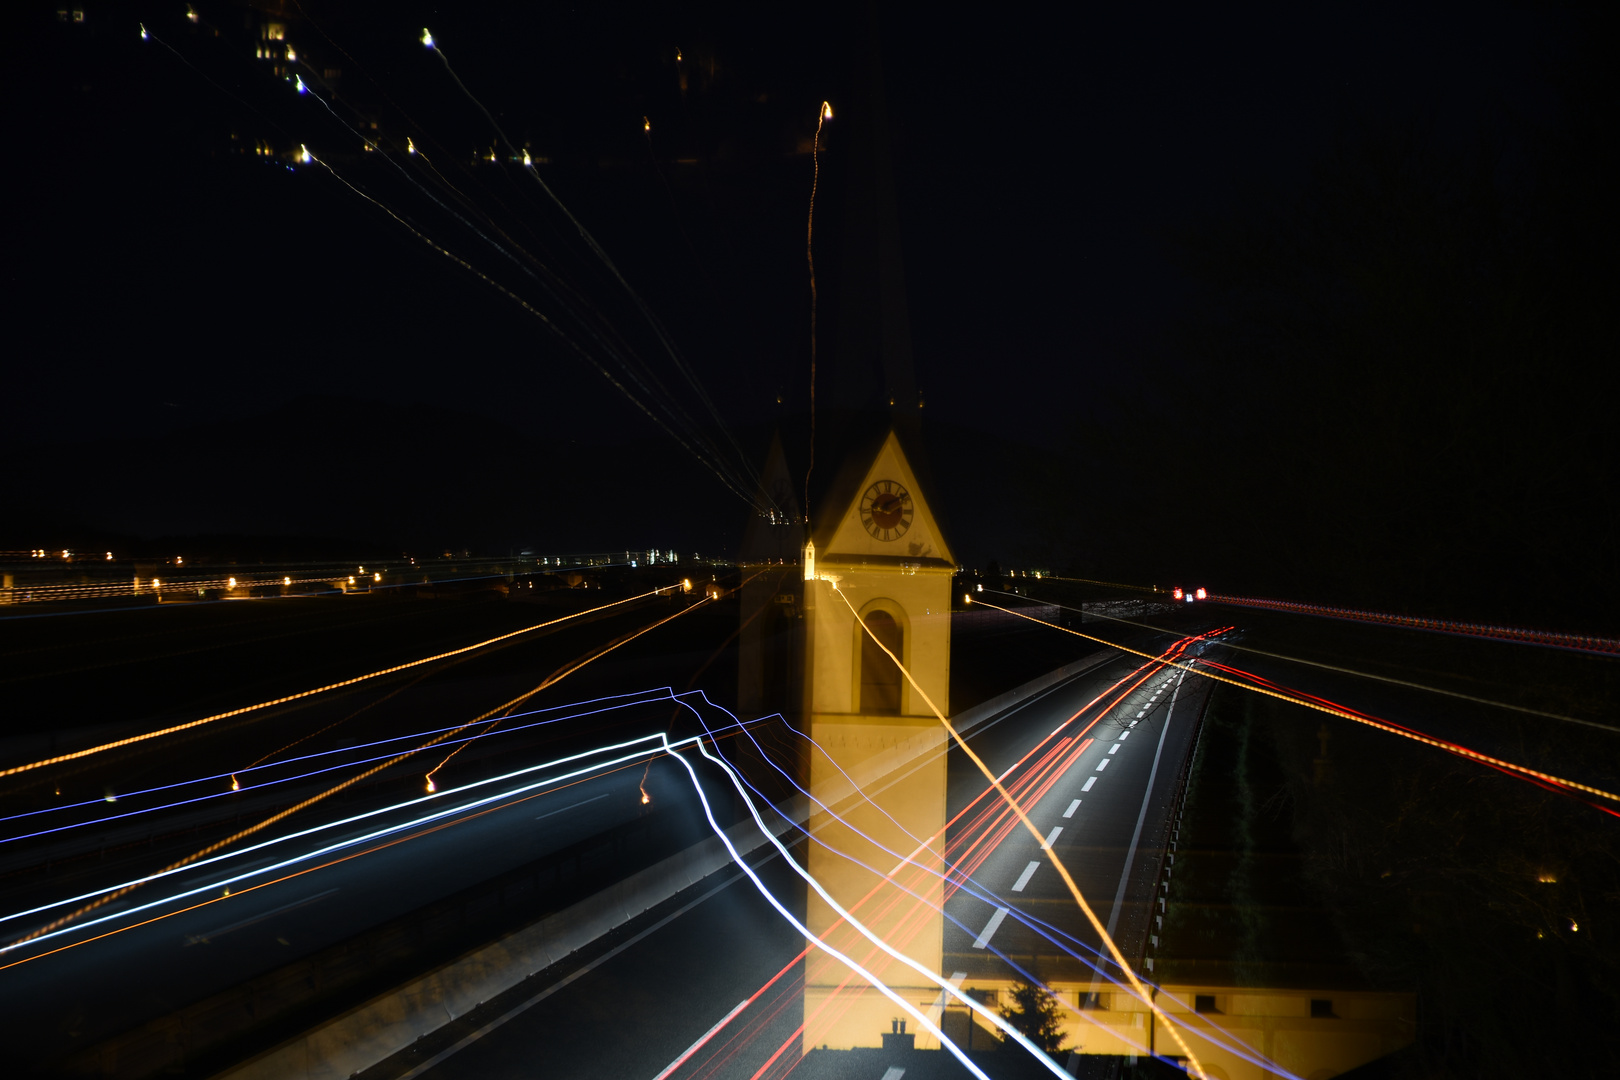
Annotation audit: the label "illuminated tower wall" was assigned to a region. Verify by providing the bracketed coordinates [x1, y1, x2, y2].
[801, 429, 955, 1051]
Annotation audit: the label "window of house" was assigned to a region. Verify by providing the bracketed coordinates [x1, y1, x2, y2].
[1311, 998, 1336, 1018]
[1195, 994, 1221, 1014]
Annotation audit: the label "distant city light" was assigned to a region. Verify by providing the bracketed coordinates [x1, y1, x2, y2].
[295, 75, 307, 94]
[421, 28, 435, 49]
[139, 23, 148, 40]
[523, 149, 533, 167]
[285, 48, 296, 62]
[407, 137, 417, 154]
[1172, 587, 1184, 601]
[283, 576, 291, 586]
[299, 144, 312, 163]
[374, 572, 381, 582]
[1195, 587, 1207, 600]
[822, 102, 833, 120]
[228, 577, 237, 588]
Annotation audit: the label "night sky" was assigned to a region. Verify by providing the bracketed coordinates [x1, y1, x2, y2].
[11, 2, 1614, 627]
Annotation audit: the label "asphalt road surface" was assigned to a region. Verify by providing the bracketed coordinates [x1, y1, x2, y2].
[393, 633, 1208, 1080]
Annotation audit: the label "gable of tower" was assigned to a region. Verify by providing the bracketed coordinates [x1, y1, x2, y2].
[814, 430, 954, 567]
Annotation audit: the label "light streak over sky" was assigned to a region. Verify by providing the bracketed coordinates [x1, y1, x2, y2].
[414, 29, 773, 517]
[971, 596, 1620, 811]
[140, 23, 776, 520]
[829, 581, 1211, 1079]
[803, 100, 831, 526]
[0, 586, 676, 779]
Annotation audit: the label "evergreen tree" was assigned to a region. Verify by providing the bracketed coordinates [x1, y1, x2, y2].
[998, 977, 1069, 1055]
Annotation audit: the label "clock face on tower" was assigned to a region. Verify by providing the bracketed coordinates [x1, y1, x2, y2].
[859, 480, 914, 541]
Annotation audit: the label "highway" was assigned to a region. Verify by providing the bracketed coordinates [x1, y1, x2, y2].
[1, 591, 1217, 1079]
[383, 630, 1209, 1080]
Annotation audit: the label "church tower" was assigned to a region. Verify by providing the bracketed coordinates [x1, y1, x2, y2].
[800, 428, 955, 1051]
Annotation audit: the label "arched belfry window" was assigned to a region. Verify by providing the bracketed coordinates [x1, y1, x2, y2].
[860, 610, 904, 714]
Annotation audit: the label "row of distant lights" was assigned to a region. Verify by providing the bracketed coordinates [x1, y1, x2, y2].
[147, 569, 383, 590]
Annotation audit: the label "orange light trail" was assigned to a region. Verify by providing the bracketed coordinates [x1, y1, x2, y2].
[423, 595, 713, 791]
[971, 598, 1620, 808]
[826, 582, 1209, 1079]
[0, 587, 676, 779]
[7, 596, 711, 950]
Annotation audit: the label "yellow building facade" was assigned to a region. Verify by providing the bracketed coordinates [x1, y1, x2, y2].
[799, 430, 959, 1052]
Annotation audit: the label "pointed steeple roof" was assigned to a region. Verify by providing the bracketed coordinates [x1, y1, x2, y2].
[810, 427, 954, 568]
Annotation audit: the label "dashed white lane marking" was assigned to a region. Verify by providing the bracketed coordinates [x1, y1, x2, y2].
[1044, 825, 1064, 846]
[1012, 861, 1041, 892]
[1118, 730, 1131, 741]
[1108, 743, 1121, 755]
[1081, 776, 1097, 792]
[1136, 710, 1147, 718]
[972, 907, 1010, 949]
[1063, 799, 1081, 818]
[881, 1068, 906, 1080]
[1129, 720, 1138, 728]
[1096, 757, 1110, 772]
